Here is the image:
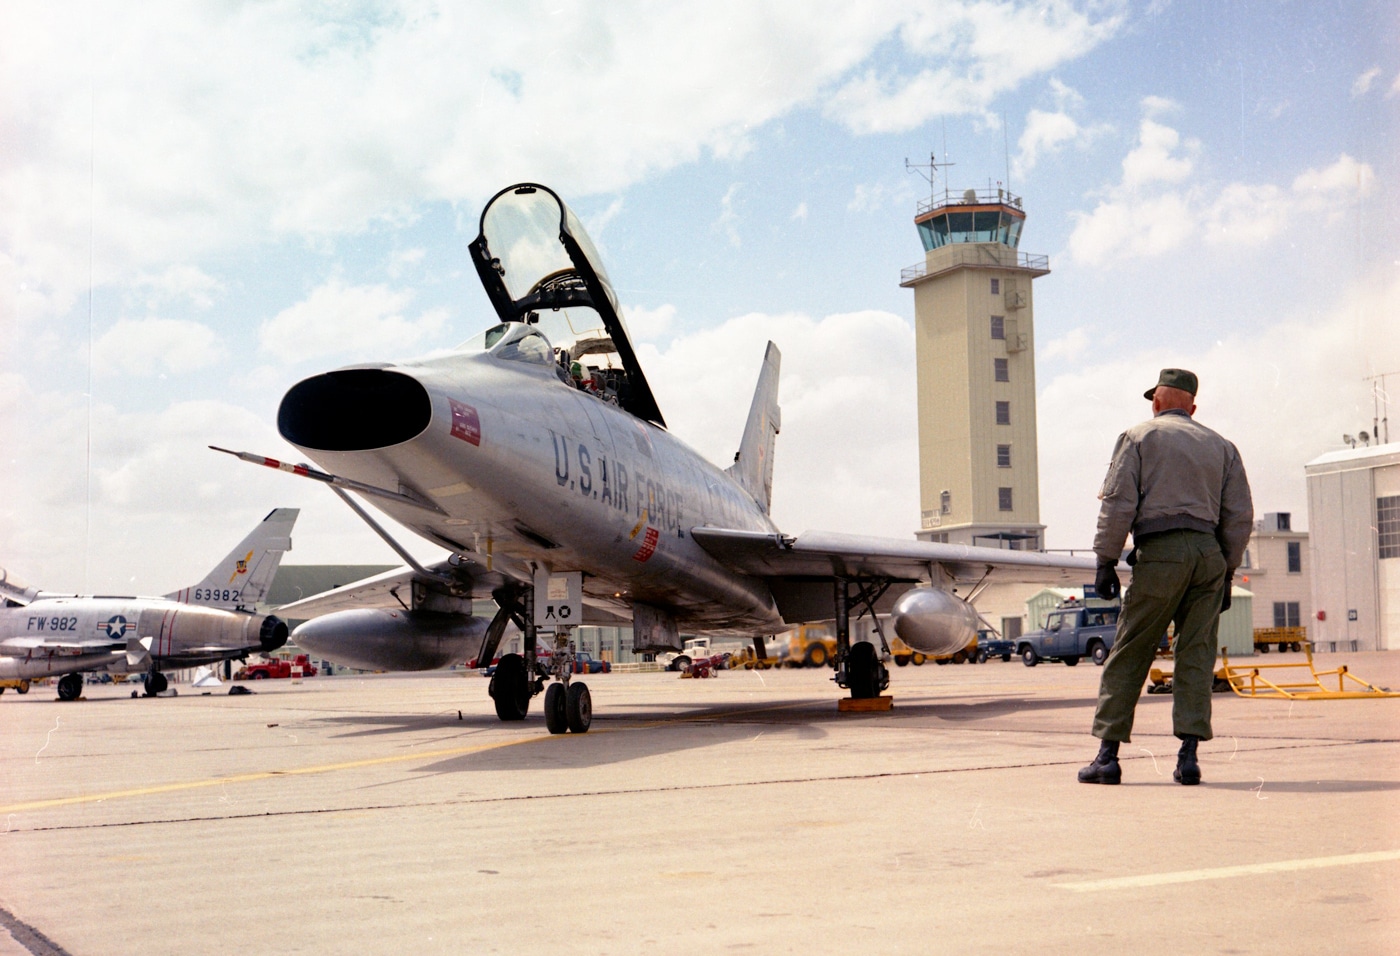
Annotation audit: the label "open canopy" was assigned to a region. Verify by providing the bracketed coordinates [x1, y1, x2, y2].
[469, 183, 666, 428]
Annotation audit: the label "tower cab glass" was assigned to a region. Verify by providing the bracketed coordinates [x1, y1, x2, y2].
[914, 188, 1026, 251]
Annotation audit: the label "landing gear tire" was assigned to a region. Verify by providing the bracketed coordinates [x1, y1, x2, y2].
[1021, 647, 1038, 667]
[57, 673, 83, 701]
[1090, 641, 1109, 666]
[544, 682, 568, 735]
[846, 641, 881, 699]
[566, 682, 592, 733]
[144, 671, 168, 695]
[489, 653, 530, 721]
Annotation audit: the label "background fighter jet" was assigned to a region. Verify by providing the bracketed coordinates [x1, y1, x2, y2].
[222, 184, 1110, 734]
[0, 509, 297, 700]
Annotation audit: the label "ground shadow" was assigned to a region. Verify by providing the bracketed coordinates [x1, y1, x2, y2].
[1207, 779, 1400, 794]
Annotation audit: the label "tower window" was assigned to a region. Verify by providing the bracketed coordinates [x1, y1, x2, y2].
[997, 444, 1011, 468]
[990, 278, 1000, 295]
[1273, 602, 1300, 628]
[995, 401, 1010, 425]
[1287, 541, 1301, 573]
[998, 487, 1013, 511]
[990, 315, 1005, 340]
[940, 490, 952, 515]
[994, 358, 1009, 382]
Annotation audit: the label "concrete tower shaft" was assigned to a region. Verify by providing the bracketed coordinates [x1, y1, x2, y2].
[901, 186, 1049, 550]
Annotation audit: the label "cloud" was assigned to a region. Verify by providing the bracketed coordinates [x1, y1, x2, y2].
[258, 279, 448, 362]
[825, 0, 1123, 134]
[92, 317, 223, 377]
[1014, 109, 1082, 176]
[623, 303, 677, 342]
[128, 266, 225, 310]
[2, 2, 1126, 317]
[1068, 104, 1375, 266]
[714, 183, 744, 248]
[1391, 71, 1400, 98]
[637, 308, 919, 537]
[791, 202, 809, 222]
[1351, 67, 1381, 96]
[1120, 119, 1196, 188]
[1037, 269, 1400, 548]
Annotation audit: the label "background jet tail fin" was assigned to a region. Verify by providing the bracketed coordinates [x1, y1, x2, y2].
[724, 342, 781, 514]
[167, 508, 299, 609]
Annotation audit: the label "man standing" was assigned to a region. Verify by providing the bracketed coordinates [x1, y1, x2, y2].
[1079, 369, 1253, 786]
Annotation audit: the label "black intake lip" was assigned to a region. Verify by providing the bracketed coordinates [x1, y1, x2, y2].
[278, 369, 432, 451]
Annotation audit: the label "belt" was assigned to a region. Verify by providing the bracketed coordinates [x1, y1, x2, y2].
[1133, 515, 1217, 538]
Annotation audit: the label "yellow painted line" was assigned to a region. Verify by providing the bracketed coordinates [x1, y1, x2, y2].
[2, 698, 817, 816]
[0, 736, 540, 815]
[1054, 849, 1400, 892]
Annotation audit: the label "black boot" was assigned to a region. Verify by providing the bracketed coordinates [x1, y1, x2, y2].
[1174, 736, 1201, 785]
[1077, 739, 1121, 784]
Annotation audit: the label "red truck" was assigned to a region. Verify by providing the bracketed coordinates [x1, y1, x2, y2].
[239, 654, 318, 679]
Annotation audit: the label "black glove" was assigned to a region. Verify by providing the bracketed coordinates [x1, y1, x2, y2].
[1220, 571, 1234, 614]
[1095, 560, 1120, 601]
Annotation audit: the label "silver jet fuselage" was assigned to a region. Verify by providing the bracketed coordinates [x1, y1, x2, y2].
[279, 341, 784, 633]
[0, 597, 286, 680]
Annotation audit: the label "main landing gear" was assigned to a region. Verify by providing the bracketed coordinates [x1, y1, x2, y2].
[832, 576, 890, 702]
[56, 673, 83, 701]
[484, 585, 590, 733]
[144, 670, 168, 696]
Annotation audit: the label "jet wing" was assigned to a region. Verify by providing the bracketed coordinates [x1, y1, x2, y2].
[690, 528, 1110, 586]
[3, 637, 124, 651]
[274, 562, 510, 619]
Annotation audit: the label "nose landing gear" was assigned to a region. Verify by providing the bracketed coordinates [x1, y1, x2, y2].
[543, 632, 591, 734]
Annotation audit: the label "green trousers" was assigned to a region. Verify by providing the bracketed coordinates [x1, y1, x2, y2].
[1092, 529, 1227, 743]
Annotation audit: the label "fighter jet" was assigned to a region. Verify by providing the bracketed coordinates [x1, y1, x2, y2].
[0, 509, 297, 700]
[218, 183, 1106, 734]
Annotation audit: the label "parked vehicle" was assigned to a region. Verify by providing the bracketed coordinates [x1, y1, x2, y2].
[0, 678, 30, 694]
[975, 629, 1016, 662]
[1018, 605, 1120, 667]
[237, 654, 318, 679]
[569, 652, 612, 674]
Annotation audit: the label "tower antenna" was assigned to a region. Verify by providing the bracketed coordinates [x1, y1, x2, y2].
[904, 151, 954, 207]
[1364, 371, 1396, 445]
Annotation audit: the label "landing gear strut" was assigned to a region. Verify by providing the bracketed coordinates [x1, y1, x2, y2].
[832, 576, 889, 700]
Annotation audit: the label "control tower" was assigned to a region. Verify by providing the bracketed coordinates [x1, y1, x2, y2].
[900, 181, 1050, 549]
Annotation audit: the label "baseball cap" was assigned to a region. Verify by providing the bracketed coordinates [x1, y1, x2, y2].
[1145, 368, 1198, 400]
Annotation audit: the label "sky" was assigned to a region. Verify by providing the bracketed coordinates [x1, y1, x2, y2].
[2, 0, 1397, 594]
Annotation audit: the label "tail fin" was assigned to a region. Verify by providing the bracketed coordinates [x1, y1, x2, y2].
[167, 508, 298, 609]
[725, 342, 781, 514]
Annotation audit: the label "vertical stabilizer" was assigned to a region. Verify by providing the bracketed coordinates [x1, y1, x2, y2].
[725, 342, 781, 514]
[168, 508, 298, 609]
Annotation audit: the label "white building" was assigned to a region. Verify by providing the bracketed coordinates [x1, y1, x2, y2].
[1304, 442, 1400, 651]
[1238, 512, 1311, 634]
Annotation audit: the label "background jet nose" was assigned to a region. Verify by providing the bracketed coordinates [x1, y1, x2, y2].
[278, 368, 432, 451]
[259, 615, 289, 652]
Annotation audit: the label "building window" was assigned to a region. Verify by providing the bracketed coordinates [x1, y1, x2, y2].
[995, 401, 1010, 425]
[994, 357, 1009, 382]
[991, 315, 1005, 340]
[998, 487, 1013, 511]
[1287, 540, 1301, 573]
[997, 444, 1011, 468]
[1273, 602, 1301, 628]
[1276, 512, 1291, 531]
[990, 278, 1000, 295]
[1379, 496, 1400, 559]
[940, 490, 951, 515]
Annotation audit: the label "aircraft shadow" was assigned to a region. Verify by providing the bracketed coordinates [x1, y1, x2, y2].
[1207, 779, 1400, 794]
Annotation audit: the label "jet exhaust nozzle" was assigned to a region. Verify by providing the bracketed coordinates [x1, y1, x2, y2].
[260, 615, 289, 652]
[292, 609, 487, 672]
[891, 587, 979, 656]
[278, 369, 432, 451]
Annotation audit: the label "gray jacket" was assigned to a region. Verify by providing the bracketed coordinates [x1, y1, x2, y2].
[1093, 409, 1254, 569]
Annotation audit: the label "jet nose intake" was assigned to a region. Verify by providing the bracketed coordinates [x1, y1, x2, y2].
[260, 615, 289, 652]
[278, 369, 432, 451]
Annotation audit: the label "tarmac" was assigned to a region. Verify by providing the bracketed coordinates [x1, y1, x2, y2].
[1, 650, 1397, 955]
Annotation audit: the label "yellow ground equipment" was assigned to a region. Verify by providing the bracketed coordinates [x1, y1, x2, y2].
[0, 678, 32, 695]
[1218, 643, 1400, 700]
[1253, 626, 1305, 654]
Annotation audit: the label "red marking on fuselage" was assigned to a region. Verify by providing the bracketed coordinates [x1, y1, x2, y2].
[632, 526, 659, 562]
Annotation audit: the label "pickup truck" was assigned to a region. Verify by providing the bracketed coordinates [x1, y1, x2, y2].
[1017, 606, 1120, 667]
